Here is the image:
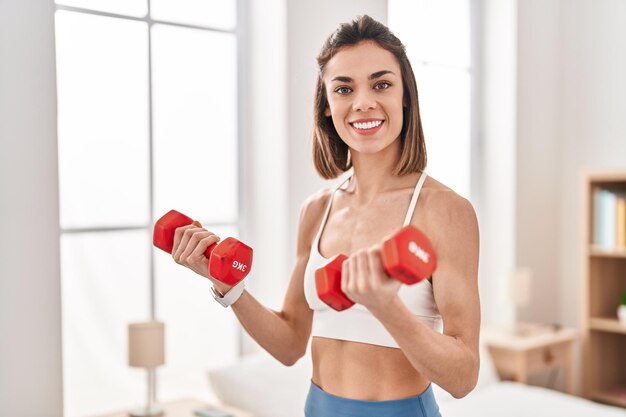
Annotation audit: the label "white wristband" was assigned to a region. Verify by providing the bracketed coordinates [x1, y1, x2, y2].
[211, 279, 246, 308]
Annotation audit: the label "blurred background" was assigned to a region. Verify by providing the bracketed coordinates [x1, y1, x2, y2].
[1, 0, 625, 416]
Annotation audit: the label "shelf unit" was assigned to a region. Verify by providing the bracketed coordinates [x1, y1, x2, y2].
[583, 171, 626, 408]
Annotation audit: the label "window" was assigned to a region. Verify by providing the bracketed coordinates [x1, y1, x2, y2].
[388, 0, 473, 199]
[54, 1, 241, 415]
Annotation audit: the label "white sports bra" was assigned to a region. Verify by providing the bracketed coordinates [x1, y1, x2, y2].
[303, 171, 442, 348]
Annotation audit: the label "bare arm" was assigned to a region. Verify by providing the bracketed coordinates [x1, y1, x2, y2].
[371, 195, 480, 398]
[342, 193, 480, 397]
[227, 244, 313, 366]
[172, 192, 328, 366]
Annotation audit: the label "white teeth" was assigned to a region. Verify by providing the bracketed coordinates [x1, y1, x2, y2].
[353, 120, 382, 130]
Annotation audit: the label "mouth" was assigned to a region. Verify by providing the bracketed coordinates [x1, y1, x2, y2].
[350, 119, 384, 135]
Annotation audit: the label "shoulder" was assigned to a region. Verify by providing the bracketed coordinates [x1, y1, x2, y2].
[422, 179, 476, 225]
[298, 187, 333, 224]
[295, 187, 333, 253]
[417, 177, 478, 249]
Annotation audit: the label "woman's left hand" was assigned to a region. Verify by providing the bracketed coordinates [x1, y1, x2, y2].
[341, 244, 402, 311]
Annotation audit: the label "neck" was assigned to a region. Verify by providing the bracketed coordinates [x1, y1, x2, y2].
[347, 140, 417, 203]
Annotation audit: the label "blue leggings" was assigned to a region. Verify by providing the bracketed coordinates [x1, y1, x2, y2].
[304, 380, 442, 417]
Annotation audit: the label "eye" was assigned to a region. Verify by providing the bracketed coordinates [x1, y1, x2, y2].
[334, 86, 352, 95]
[375, 81, 392, 90]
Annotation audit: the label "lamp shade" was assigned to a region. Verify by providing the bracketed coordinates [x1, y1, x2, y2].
[128, 321, 165, 368]
[508, 267, 533, 308]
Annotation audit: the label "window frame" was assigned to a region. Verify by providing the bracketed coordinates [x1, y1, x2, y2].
[54, 0, 247, 413]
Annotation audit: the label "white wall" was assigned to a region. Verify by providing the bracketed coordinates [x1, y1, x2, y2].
[515, 0, 561, 325]
[477, 0, 518, 326]
[0, 0, 63, 415]
[241, 0, 289, 315]
[557, 0, 626, 330]
[497, 0, 626, 394]
[557, 0, 626, 393]
[505, 0, 626, 335]
[479, 0, 563, 330]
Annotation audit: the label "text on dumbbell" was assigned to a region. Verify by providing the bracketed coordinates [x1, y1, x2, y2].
[232, 260, 248, 272]
[408, 241, 430, 263]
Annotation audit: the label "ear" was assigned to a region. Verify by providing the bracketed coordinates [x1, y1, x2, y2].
[324, 107, 331, 117]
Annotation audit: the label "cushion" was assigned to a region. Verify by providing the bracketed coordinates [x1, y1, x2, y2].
[208, 338, 499, 415]
[438, 381, 626, 417]
[208, 349, 311, 417]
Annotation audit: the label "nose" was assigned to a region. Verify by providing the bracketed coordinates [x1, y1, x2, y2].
[352, 89, 377, 112]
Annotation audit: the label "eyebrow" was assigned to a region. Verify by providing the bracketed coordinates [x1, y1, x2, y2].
[330, 70, 396, 83]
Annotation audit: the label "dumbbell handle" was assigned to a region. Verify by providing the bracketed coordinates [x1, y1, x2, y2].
[153, 209, 253, 285]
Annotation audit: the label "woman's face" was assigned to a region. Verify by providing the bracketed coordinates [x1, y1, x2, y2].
[323, 40, 404, 155]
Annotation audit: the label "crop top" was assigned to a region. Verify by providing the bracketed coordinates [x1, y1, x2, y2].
[303, 171, 443, 348]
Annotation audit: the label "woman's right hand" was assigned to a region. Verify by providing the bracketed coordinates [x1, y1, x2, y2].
[171, 220, 233, 293]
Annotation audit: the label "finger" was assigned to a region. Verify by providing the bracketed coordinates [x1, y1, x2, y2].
[368, 247, 387, 285]
[172, 224, 189, 257]
[188, 233, 220, 264]
[180, 231, 214, 265]
[348, 253, 359, 294]
[368, 246, 382, 271]
[192, 220, 202, 227]
[341, 256, 350, 295]
[173, 226, 204, 263]
[356, 250, 370, 292]
[172, 225, 190, 262]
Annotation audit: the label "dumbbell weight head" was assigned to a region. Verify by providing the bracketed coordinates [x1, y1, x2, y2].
[381, 225, 436, 285]
[153, 209, 253, 285]
[209, 236, 253, 285]
[153, 210, 194, 254]
[315, 254, 354, 312]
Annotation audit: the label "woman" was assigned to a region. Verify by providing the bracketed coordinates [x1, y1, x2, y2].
[172, 15, 480, 417]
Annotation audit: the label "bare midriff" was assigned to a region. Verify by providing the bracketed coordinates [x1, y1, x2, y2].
[311, 336, 431, 401]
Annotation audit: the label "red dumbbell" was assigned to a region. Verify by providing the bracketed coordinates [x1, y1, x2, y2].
[153, 209, 253, 286]
[315, 225, 436, 311]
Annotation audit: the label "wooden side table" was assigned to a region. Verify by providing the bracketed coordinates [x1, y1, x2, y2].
[91, 398, 254, 417]
[482, 323, 578, 394]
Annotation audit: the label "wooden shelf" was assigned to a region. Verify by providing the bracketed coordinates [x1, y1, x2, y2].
[591, 386, 626, 408]
[583, 172, 626, 408]
[589, 317, 626, 334]
[590, 246, 626, 259]
[586, 171, 626, 183]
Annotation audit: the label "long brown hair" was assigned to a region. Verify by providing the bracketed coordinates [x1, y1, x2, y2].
[312, 15, 427, 179]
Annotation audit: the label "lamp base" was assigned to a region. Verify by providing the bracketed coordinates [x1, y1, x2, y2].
[129, 405, 164, 417]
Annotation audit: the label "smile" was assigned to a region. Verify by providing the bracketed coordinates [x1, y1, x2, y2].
[350, 119, 384, 135]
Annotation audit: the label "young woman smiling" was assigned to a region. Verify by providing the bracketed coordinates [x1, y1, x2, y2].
[171, 15, 480, 417]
